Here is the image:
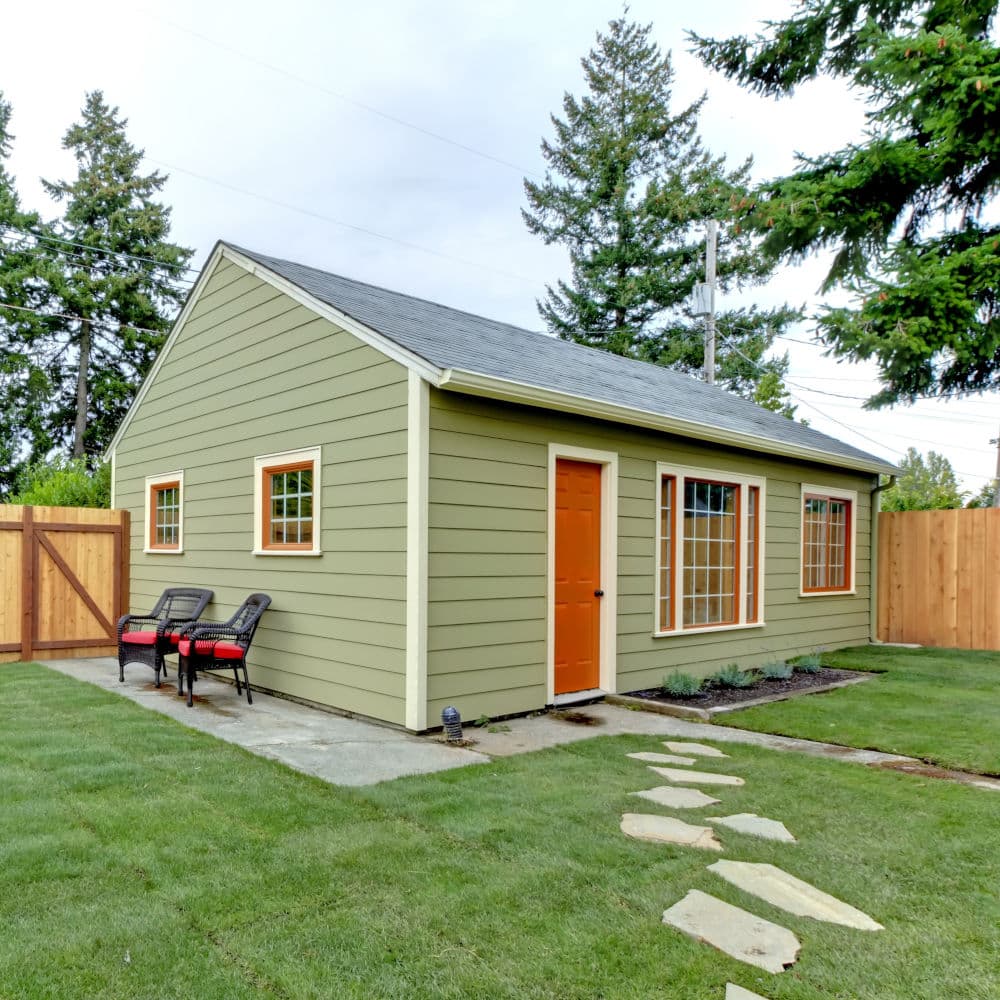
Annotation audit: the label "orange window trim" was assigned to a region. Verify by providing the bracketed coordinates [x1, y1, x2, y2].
[746, 485, 760, 623]
[681, 478, 741, 631]
[660, 476, 676, 632]
[262, 459, 315, 551]
[148, 480, 180, 550]
[802, 493, 853, 593]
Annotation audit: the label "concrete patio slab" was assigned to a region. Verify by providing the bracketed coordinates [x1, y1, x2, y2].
[709, 860, 884, 931]
[629, 786, 721, 809]
[620, 813, 722, 851]
[662, 889, 800, 973]
[42, 658, 489, 786]
[708, 814, 797, 843]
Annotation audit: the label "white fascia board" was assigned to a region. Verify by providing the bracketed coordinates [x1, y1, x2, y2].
[220, 245, 443, 383]
[103, 241, 229, 459]
[437, 368, 898, 478]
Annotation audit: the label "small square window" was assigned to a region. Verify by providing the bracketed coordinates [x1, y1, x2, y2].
[253, 448, 322, 556]
[145, 472, 184, 553]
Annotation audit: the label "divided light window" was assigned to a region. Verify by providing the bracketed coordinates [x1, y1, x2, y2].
[657, 466, 764, 634]
[145, 472, 184, 553]
[253, 447, 322, 555]
[801, 488, 854, 593]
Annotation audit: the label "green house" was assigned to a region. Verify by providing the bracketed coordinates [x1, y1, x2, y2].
[107, 242, 897, 731]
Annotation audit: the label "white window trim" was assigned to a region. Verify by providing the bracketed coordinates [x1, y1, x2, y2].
[653, 462, 767, 637]
[799, 483, 858, 597]
[143, 471, 185, 555]
[546, 443, 619, 704]
[253, 446, 322, 556]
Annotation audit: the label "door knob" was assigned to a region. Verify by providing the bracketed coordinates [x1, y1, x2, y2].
[594, 589, 604, 597]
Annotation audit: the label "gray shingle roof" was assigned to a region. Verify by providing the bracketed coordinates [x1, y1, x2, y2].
[233, 244, 896, 474]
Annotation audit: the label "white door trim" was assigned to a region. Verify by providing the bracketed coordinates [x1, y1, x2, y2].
[546, 444, 619, 704]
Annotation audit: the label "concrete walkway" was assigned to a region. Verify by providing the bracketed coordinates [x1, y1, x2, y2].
[44, 657, 489, 786]
[40, 659, 1000, 793]
[463, 703, 1000, 792]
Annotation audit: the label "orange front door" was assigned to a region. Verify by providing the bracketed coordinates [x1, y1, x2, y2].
[554, 459, 602, 695]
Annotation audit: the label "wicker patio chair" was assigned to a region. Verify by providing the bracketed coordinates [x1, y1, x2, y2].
[117, 588, 214, 688]
[176, 593, 272, 707]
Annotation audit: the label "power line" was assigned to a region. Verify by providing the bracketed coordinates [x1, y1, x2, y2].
[139, 8, 541, 179]
[0, 301, 168, 336]
[150, 157, 538, 285]
[0, 224, 199, 278]
[0, 236, 196, 289]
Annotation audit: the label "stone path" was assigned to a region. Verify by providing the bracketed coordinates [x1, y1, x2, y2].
[707, 814, 796, 844]
[647, 765, 744, 786]
[619, 730, 888, 995]
[621, 813, 722, 851]
[661, 890, 800, 974]
[709, 861, 883, 930]
[627, 751, 697, 765]
[630, 786, 720, 809]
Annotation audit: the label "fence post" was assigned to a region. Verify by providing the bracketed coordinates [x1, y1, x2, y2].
[20, 506, 33, 661]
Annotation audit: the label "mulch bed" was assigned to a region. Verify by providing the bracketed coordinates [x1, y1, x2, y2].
[626, 667, 865, 711]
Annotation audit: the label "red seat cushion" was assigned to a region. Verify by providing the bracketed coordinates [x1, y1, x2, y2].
[121, 630, 157, 646]
[166, 631, 182, 644]
[178, 639, 246, 660]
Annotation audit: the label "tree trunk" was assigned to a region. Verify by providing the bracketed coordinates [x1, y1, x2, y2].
[72, 320, 90, 458]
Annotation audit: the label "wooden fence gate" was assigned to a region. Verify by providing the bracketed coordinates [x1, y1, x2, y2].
[0, 505, 129, 663]
[877, 508, 1000, 650]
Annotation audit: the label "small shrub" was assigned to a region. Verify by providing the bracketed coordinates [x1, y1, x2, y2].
[711, 664, 759, 689]
[8, 458, 110, 508]
[661, 671, 702, 698]
[761, 660, 793, 681]
[796, 652, 823, 674]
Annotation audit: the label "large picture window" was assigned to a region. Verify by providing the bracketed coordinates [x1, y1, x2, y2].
[144, 472, 184, 553]
[253, 447, 322, 555]
[656, 465, 765, 634]
[801, 486, 856, 594]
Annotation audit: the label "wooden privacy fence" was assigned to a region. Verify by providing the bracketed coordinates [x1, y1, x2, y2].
[878, 508, 1000, 650]
[0, 505, 129, 663]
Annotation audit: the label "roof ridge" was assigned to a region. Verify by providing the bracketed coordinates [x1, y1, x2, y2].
[227, 241, 706, 390]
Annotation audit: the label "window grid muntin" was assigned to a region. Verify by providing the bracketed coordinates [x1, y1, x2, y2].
[803, 493, 851, 592]
[266, 463, 314, 547]
[682, 479, 739, 628]
[655, 466, 763, 634]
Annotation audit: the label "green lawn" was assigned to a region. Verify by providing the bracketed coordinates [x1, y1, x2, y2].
[718, 646, 1000, 776]
[3, 662, 999, 999]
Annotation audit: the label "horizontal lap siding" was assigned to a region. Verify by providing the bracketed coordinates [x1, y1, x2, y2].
[114, 260, 409, 724]
[427, 390, 875, 719]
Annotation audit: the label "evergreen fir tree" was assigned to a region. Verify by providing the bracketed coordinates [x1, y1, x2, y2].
[523, 16, 799, 414]
[36, 91, 193, 458]
[0, 94, 53, 494]
[692, 2, 1000, 406]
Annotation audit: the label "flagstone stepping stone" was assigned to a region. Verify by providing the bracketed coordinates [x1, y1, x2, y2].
[627, 751, 697, 765]
[662, 889, 800, 973]
[726, 984, 770, 1000]
[663, 741, 730, 758]
[630, 786, 721, 809]
[708, 813, 796, 843]
[620, 813, 723, 851]
[708, 860, 884, 931]
[648, 765, 744, 786]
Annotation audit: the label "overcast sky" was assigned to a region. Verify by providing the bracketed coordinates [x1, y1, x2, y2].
[4, 0, 997, 492]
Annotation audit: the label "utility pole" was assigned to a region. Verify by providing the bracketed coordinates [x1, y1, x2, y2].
[703, 219, 718, 385]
